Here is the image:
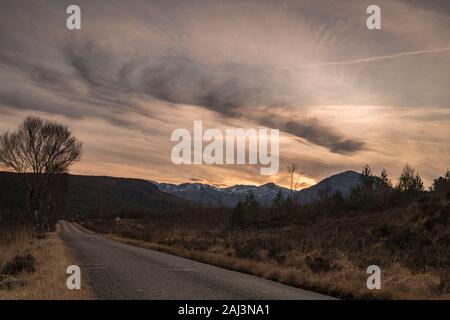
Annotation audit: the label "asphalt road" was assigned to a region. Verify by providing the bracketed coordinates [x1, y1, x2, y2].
[60, 221, 335, 300]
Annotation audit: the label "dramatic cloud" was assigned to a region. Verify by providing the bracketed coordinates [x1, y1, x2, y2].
[59, 39, 364, 153]
[0, 0, 449, 186]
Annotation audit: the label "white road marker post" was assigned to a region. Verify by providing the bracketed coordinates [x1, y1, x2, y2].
[114, 216, 121, 234]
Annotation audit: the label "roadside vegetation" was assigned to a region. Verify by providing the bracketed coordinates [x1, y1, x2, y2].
[0, 116, 90, 299]
[81, 165, 450, 299]
[0, 116, 82, 234]
[0, 223, 93, 299]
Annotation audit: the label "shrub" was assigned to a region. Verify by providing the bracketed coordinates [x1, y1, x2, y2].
[1, 254, 36, 276]
[432, 270, 450, 295]
[234, 242, 261, 260]
[267, 244, 283, 259]
[396, 165, 424, 194]
[274, 253, 287, 265]
[373, 224, 393, 237]
[304, 254, 340, 273]
[184, 240, 209, 252]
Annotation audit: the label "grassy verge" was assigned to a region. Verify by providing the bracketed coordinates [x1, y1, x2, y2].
[0, 224, 94, 300]
[102, 233, 437, 300]
[81, 217, 449, 300]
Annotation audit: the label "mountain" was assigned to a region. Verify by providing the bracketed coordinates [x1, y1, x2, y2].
[156, 171, 361, 207]
[0, 172, 186, 218]
[295, 170, 361, 204]
[0, 170, 361, 218]
[157, 182, 238, 206]
[157, 182, 291, 206]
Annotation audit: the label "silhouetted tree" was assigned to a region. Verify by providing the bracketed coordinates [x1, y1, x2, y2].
[287, 163, 301, 200]
[351, 164, 375, 205]
[360, 164, 376, 192]
[378, 168, 393, 189]
[244, 190, 259, 219]
[230, 200, 245, 229]
[350, 164, 392, 210]
[396, 164, 424, 194]
[0, 116, 82, 232]
[230, 191, 260, 228]
[373, 168, 395, 208]
[430, 169, 450, 195]
[271, 189, 285, 213]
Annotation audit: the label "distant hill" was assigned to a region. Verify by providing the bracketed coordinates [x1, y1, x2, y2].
[296, 170, 361, 204]
[0, 170, 361, 218]
[156, 171, 361, 206]
[157, 182, 291, 207]
[0, 172, 186, 218]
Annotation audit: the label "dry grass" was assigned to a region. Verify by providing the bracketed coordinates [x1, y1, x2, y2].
[0, 224, 94, 300]
[80, 191, 449, 300]
[103, 235, 380, 299]
[91, 219, 448, 300]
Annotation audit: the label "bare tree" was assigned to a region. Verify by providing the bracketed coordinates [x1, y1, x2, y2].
[286, 163, 301, 200]
[0, 116, 82, 232]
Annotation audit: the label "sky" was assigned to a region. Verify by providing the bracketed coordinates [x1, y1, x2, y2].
[0, 0, 449, 188]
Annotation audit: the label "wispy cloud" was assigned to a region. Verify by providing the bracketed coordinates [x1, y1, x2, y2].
[0, 0, 449, 186]
[277, 47, 450, 70]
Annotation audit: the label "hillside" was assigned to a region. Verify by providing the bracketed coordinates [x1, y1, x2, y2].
[296, 170, 360, 203]
[156, 171, 361, 206]
[0, 170, 361, 218]
[0, 172, 186, 219]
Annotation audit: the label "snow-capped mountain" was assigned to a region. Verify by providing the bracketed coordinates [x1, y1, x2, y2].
[152, 170, 360, 207]
[156, 182, 284, 206]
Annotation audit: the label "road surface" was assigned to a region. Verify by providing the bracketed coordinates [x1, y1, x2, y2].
[60, 221, 335, 300]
